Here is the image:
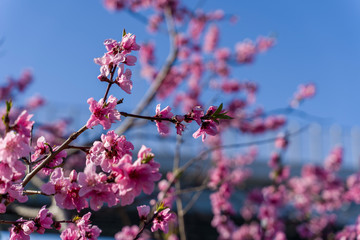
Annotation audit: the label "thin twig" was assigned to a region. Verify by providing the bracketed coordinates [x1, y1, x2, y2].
[174, 135, 186, 240]
[116, 6, 179, 136]
[23, 190, 50, 196]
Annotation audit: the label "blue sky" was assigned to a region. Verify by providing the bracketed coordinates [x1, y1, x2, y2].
[0, 0, 360, 128]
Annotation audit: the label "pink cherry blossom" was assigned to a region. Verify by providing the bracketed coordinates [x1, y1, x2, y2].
[151, 208, 176, 233]
[113, 149, 161, 206]
[13, 110, 34, 138]
[115, 225, 150, 240]
[121, 33, 141, 54]
[41, 168, 88, 212]
[9, 219, 33, 240]
[86, 95, 121, 130]
[0, 131, 30, 161]
[137, 205, 150, 220]
[78, 163, 118, 210]
[87, 130, 134, 172]
[193, 120, 218, 141]
[61, 213, 101, 240]
[154, 104, 173, 136]
[117, 64, 133, 94]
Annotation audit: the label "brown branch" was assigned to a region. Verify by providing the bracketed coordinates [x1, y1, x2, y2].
[23, 190, 50, 196]
[21, 125, 88, 187]
[119, 111, 176, 123]
[173, 135, 186, 240]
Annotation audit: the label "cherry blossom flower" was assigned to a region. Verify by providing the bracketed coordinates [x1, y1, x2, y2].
[86, 95, 121, 130]
[117, 64, 133, 94]
[193, 120, 218, 141]
[78, 163, 118, 210]
[61, 213, 101, 240]
[87, 130, 134, 172]
[121, 33, 141, 54]
[113, 148, 161, 206]
[154, 104, 173, 136]
[137, 205, 150, 220]
[115, 225, 150, 240]
[13, 110, 34, 138]
[41, 168, 88, 212]
[33, 206, 53, 234]
[0, 131, 30, 161]
[151, 208, 176, 233]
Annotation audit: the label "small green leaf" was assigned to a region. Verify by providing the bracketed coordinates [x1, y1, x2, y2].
[156, 202, 168, 213]
[6, 100, 12, 113]
[122, 29, 127, 37]
[212, 103, 223, 116]
[141, 153, 154, 164]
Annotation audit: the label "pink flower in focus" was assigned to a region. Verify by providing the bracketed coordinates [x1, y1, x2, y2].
[41, 168, 88, 212]
[0, 131, 30, 161]
[151, 208, 176, 233]
[13, 110, 34, 138]
[22, 221, 36, 235]
[34, 206, 53, 234]
[9, 220, 32, 240]
[61, 213, 101, 240]
[60, 223, 78, 240]
[117, 64, 133, 94]
[87, 130, 134, 172]
[154, 104, 173, 136]
[86, 95, 121, 130]
[104, 39, 119, 51]
[121, 33, 141, 54]
[78, 163, 117, 210]
[113, 149, 161, 206]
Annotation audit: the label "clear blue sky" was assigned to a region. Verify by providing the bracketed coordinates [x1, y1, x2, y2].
[0, 0, 360, 127]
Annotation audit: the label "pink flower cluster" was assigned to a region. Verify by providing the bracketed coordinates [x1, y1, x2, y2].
[94, 33, 140, 94]
[86, 95, 121, 130]
[10, 206, 54, 240]
[0, 110, 34, 213]
[42, 140, 161, 211]
[152, 104, 227, 141]
[60, 213, 101, 240]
